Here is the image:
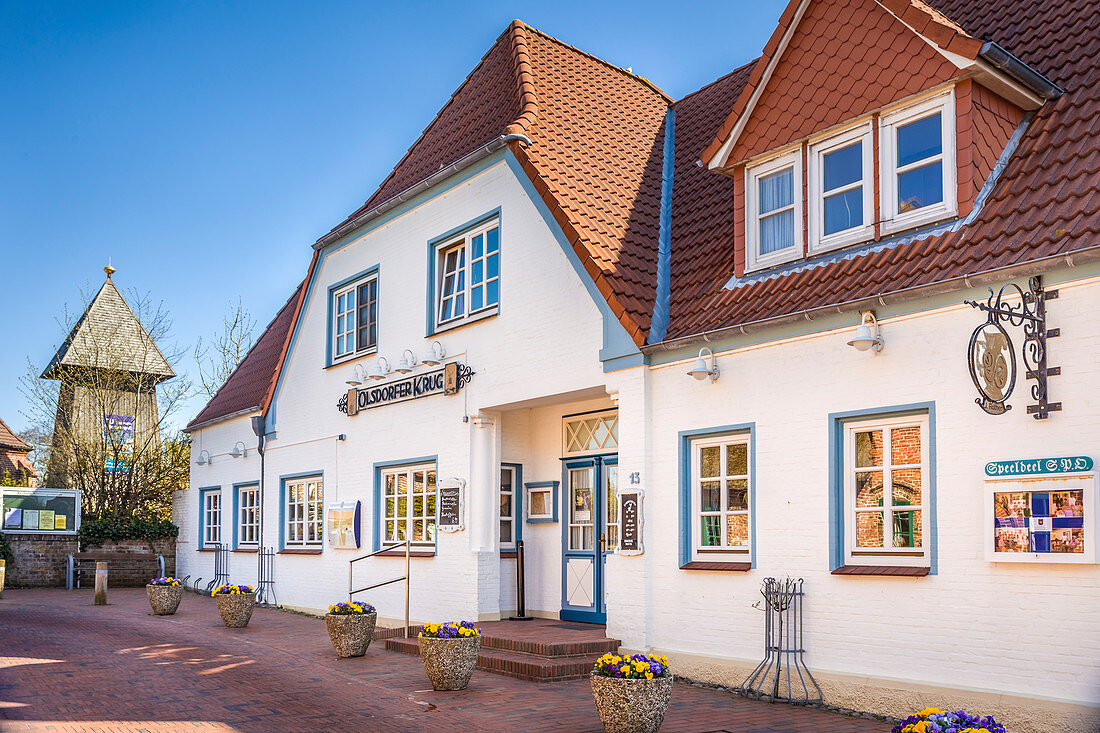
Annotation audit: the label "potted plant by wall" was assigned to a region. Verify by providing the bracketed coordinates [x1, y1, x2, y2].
[212, 584, 256, 628]
[325, 601, 377, 657]
[418, 621, 481, 690]
[591, 653, 673, 733]
[146, 576, 183, 615]
[893, 707, 1005, 733]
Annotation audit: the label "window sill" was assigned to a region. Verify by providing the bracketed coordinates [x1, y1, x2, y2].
[326, 348, 378, 370]
[432, 306, 498, 336]
[500, 549, 517, 557]
[232, 548, 259, 553]
[680, 561, 752, 572]
[197, 548, 219, 553]
[375, 549, 436, 558]
[279, 548, 323, 555]
[831, 565, 929, 576]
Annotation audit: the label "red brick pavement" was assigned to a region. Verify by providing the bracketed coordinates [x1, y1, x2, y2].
[0, 589, 887, 733]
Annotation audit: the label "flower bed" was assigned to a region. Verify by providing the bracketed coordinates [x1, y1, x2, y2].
[328, 601, 375, 615]
[148, 576, 181, 586]
[212, 584, 255, 628]
[419, 621, 481, 638]
[591, 653, 673, 733]
[892, 708, 1005, 733]
[593, 653, 670, 680]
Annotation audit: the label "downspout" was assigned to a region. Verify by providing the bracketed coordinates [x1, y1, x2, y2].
[251, 414, 266, 580]
[647, 108, 676, 345]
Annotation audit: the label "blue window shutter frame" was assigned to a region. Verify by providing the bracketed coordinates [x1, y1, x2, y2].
[677, 424, 756, 569]
[372, 456, 439, 552]
[827, 402, 937, 574]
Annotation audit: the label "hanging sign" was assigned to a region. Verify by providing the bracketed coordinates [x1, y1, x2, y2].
[438, 478, 465, 532]
[985, 456, 1093, 477]
[338, 362, 474, 416]
[618, 489, 643, 555]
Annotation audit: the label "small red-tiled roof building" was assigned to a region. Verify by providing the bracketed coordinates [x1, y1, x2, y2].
[0, 417, 37, 487]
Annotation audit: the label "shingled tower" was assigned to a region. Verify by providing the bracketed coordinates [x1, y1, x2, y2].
[42, 266, 175, 492]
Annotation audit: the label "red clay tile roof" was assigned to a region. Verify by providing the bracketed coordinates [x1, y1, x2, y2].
[664, 0, 1100, 340]
[321, 21, 670, 346]
[186, 281, 306, 431]
[0, 417, 31, 453]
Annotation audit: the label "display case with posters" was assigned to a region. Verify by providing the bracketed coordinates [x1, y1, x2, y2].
[984, 457, 1096, 563]
[326, 500, 361, 549]
[2, 487, 81, 535]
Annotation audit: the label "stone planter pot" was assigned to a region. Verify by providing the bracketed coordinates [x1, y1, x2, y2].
[215, 592, 256, 628]
[591, 672, 674, 733]
[146, 584, 183, 615]
[418, 635, 481, 690]
[326, 612, 377, 657]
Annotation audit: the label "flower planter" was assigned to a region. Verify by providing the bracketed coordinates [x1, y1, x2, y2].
[215, 592, 256, 628]
[418, 635, 481, 690]
[591, 672, 673, 733]
[326, 612, 377, 657]
[146, 584, 183, 615]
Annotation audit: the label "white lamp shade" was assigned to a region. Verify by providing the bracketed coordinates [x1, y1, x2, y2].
[847, 324, 876, 351]
[687, 358, 711, 380]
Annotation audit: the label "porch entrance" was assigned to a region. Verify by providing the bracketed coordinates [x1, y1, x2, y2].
[560, 454, 617, 623]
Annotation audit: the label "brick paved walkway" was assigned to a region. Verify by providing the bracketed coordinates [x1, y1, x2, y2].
[0, 589, 886, 733]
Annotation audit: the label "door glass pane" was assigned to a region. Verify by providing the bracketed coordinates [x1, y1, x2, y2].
[499, 493, 512, 518]
[569, 468, 593, 551]
[605, 465, 618, 552]
[500, 520, 512, 543]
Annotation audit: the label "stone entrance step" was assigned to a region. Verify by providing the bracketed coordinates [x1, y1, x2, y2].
[378, 618, 620, 682]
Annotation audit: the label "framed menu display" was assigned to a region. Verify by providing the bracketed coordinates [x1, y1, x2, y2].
[1, 488, 80, 535]
[984, 458, 1096, 563]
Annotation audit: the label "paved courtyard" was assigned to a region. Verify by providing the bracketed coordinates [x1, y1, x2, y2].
[0, 588, 887, 732]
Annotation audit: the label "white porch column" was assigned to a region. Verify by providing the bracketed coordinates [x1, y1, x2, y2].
[469, 413, 499, 553]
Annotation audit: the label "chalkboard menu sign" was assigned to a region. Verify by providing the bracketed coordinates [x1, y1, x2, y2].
[619, 490, 643, 554]
[438, 482, 463, 530]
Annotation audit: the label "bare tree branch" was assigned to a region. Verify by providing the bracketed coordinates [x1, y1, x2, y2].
[194, 297, 256, 400]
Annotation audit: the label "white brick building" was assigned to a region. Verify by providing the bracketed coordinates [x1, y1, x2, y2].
[177, 5, 1100, 731]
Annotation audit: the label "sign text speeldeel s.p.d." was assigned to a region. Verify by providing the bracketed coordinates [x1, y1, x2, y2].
[338, 362, 473, 416]
[984, 456, 1093, 477]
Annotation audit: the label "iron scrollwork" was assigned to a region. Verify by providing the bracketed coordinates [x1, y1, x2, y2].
[964, 276, 1060, 419]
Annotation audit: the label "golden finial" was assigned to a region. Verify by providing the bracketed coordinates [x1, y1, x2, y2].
[104, 262, 116, 278]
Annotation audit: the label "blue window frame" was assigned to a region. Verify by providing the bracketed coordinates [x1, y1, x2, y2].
[326, 266, 379, 366]
[678, 424, 756, 569]
[232, 483, 259, 549]
[279, 472, 324, 550]
[372, 456, 439, 552]
[828, 403, 937, 574]
[525, 481, 559, 523]
[198, 486, 222, 549]
[500, 463, 523, 548]
[426, 209, 501, 335]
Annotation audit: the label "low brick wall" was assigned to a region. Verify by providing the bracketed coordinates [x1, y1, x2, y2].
[78, 538, 177, 587]
[3, 535, 176, 588]
[4, 534, 79, 588]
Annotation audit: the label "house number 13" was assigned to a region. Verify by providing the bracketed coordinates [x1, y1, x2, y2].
[629, 472, 640, 485]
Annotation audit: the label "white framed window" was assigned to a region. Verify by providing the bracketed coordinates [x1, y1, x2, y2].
[500, 465, 518, 547]
[880, 91, 956, 233]
[843, 414, 929, 566]
[436, 220, 500, 329]
[745, 149, 803, 272]
[201, 489, 221, 548]
[331, 275, 378, 362]
[690, 434, 751, 558]
[809, 122, 874, 252]
[285, 476, 323, 547]
[237, 484, 259, 547]
[382, 464, 436, 546]
[562, 410, 619, 457]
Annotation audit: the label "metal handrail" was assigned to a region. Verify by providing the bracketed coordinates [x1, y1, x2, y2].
[348, 539, 411, 638]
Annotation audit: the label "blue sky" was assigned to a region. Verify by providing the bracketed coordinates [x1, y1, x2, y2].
[0, 0, 787, 433]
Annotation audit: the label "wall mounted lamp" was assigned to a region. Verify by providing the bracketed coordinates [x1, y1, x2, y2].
[687, 347, 720, 382]
[423, 340, 446, 366]
[229, 441, 248, 458]
[195, 449, 211, 466]
[369, 357, 391, 380]
[345, 364, 366, 386]
[847, 312, 884, 353]
[395, 349, 418, 374]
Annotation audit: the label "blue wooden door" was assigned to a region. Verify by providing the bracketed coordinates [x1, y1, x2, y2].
[560, 455, 617, 623]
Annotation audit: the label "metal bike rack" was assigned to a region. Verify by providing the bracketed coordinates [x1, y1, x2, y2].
[348, 539, 411, 638]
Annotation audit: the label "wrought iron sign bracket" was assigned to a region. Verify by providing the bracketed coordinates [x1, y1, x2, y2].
[965, 276, 1060, 419]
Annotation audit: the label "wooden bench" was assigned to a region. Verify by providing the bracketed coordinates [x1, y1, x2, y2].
[67, 551, 165, 590]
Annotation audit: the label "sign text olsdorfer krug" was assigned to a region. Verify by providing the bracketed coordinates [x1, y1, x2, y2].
[337, 362, 474, 416]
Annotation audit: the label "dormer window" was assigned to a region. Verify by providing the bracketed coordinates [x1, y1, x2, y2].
[880, 91, 956, 233]
[809, 123, 873, 252]
[745, 150, 803, 270]
[432, 217, 500, 332]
